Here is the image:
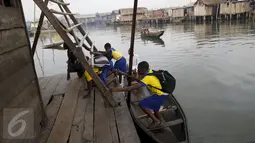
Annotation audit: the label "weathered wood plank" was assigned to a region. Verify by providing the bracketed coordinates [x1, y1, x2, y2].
[0, 46, 31, 82]
[0, 63, 36, 110]
[39, 95, 63, 143]
[0, 28, 28, 55]
[39, 76, 53, 90]
[82, 89, 94, 143]
[6, 80, 39, 108]
[113, 92, 141, 143]
[0, 7, 24, 30]
[52, 74, 70, 96]
[46, 78, 82, 143]
[106, 107, 119, 143]
[94, 88, 113, 143]
[41, 75, 62, 107]
[69, 89, 88, 143]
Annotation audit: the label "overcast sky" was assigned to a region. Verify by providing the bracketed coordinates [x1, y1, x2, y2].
[22, 0, 194, 21]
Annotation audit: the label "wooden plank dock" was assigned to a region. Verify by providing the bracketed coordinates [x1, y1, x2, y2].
[38, 73, 140, 143]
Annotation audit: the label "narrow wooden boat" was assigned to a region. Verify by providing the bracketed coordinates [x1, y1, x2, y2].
[127, 86, 190, 143]
[141, 30, 164, 38]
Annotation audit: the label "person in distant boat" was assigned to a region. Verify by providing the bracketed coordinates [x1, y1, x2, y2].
[110, 61, 168, 129]
[104, 43, 127, 83]
[142, 27, 149, 34]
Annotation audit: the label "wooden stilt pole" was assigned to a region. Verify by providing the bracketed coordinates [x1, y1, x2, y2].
[127, 0, 138, 108]
[31, 0, 49, 56]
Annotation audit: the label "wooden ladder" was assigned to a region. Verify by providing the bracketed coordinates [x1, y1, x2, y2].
[33, 0, 118, 107]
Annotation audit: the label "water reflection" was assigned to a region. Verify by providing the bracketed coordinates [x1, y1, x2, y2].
[33, 23, 255, 143]
[140, 36, 165, 46]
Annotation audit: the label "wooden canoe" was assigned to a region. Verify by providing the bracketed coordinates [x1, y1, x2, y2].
[127, 86, 190, 143]
[141, 30, 164, 38]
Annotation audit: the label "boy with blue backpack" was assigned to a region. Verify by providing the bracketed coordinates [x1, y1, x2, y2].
[110, 61, 176, 129]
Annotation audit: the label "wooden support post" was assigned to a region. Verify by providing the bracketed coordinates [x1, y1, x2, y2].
[31, 0, 49, 56]
[18, 0, 48, 125]
[127, 0, 138, 108]
[33, 0, 117, 107]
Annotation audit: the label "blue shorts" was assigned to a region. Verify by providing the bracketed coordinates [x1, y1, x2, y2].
[139, 95, 168, 111]
[114, 57, 127, 73]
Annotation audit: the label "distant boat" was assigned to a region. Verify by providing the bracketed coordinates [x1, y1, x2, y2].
[141, 30, 164, 38]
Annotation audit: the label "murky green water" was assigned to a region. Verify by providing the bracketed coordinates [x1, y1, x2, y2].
[33, 22, 255, 143]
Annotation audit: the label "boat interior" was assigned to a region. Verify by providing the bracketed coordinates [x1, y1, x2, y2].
[128, 86, 189, 143]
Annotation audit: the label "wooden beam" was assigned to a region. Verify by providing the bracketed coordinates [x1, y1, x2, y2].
[50, 9, 76, 15]
[65, 23, 82, 32]
[57, 20, 91, 51]
[82, 89, 95, 143]
[148, 119, 184, 131]
[69, 89, 88, 143]
[33, 0, 117, 107]
[94, 89, 113, 143]
[46, 78, 82, 143]
[78, 32, 88, 48]
[31, 0, 50, 56]
[49, 0, 70, 5]
[59, 0, 98, 51]
[112, 92, 140, 143]
[58, 4, 79, 46]
[39, 95, 63, 143]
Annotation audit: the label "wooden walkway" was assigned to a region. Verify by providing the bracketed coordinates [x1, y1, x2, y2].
[38, 73, 140, 143]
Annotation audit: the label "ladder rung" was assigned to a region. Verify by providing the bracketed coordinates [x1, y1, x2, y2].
[50, 9, 76, 15]
[78, 33, 88, 48]
[65, 23, 82, 32]
[49, 0, 70, 5]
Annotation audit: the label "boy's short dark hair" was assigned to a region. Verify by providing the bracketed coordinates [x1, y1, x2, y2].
[138, 61, 149, 70]
[104, 43, 111, 49]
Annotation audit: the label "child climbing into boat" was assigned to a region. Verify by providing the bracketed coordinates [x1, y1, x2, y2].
[104, 43, 127, 83]
[84, 56, 113, 97]
[110, 61, 169, 129]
